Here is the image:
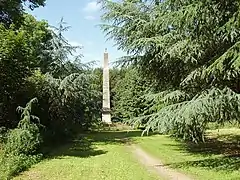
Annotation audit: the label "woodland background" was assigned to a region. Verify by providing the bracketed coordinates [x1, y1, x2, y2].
[1, 0, 240, 179]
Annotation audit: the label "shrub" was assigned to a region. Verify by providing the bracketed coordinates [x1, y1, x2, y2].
[0, 98, 42, 179]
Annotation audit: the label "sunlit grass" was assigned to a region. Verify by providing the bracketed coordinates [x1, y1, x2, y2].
[14, 131, 160, 180]
[135, 128, 240, 180]
[12, 128, 240, 180]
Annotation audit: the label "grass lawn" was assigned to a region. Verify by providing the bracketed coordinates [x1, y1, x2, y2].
[14, 131, 161, 180]
[135, 128, 240, 180]
[11, 127, 240, 180]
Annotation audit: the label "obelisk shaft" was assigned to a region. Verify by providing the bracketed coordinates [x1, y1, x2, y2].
[102, 49, 112, 124]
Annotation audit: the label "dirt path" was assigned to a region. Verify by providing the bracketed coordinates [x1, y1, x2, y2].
[130, 144, 193, 180]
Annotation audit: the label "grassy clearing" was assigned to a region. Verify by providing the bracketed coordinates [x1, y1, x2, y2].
[14, 131, 160, 180]
[11, 126, 240, 180]
[135, 128, 240, 180]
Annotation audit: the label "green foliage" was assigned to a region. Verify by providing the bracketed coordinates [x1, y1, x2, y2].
[112, 68, 150, 121]
[26, 70, 101, 141]
[101, 0, 240, 142]
[0, 0, 45, 27]
[0, 13, 97, 131]
[129, 88, 240, 142]
[0, 98, 42, 179]
[0, 14, 53, 128]
[0, 2, 103, 179]
[109, 67, 127, 114]
[47, 18, 87, 78]
[0, 153, 41, 180]
[4, 98, 41, 155]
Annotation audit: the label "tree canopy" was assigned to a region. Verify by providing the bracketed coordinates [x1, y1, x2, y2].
[0, 4, 103, 178]
[101, 0, 240, 142]
[0, 0, 45, 26]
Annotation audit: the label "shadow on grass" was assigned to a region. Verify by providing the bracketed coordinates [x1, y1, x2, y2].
[185, 134, 240, 156]
[168, 156, 240, 171]
[45, 130, 147, 159]
[48, 140, 108, 158]
[80, 130, 146, 145]
[164, 133, 240, 171]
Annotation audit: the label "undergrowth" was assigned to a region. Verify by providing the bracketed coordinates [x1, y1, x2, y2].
[0, 98, 42, 180]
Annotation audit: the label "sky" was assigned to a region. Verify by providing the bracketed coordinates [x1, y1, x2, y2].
[27, 0, 125, 68]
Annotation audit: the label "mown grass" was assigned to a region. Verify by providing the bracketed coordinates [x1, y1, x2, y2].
[14, 131, 161, 180]
[135, 128, 240, 180]
[12, 125, 240, 180]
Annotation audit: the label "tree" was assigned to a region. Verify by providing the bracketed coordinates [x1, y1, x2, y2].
[0, 14, 51, 127]
[47, 18, 85, 78]
[0, 0, 45, 26]
[0, 3, 103, 178]
[26, 70, 102, 141]
[101, 0, 240, 142]
[112, 67, 150, 121]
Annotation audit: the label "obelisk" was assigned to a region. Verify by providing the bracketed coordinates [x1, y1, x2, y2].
[102, 48, 112, 124]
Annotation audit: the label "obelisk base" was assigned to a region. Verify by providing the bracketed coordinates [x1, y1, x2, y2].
[102, 113, 112, 124]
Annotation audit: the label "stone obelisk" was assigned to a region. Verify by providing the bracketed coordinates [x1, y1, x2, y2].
[102, 48, 112, 124]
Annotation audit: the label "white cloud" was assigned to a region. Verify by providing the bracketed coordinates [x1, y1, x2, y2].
[84, 15, 97, 20]
[83, 1, 101, 12]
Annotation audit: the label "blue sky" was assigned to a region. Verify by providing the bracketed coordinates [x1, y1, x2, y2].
[27, 0, 125, 67]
